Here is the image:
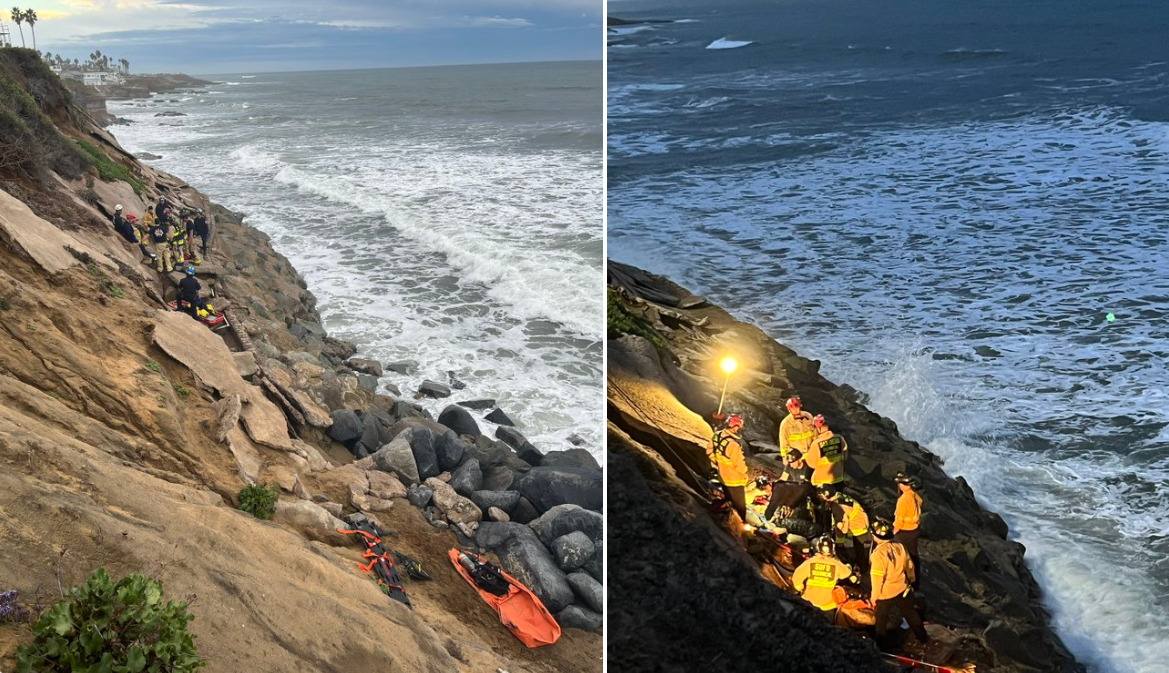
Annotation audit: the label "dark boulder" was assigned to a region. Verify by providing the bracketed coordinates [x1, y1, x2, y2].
[556, 605, 602, 632]
[458, 399, 496, 410]
[553, 532, 595, 572]
[470, 490, 521, 515]
[583, 540, 603, 582]
[406, 427, 440, 481]
[494, 526, 574, 613]
[437, 404, 481, 438]
[481, 465, 516, 492]
[354, 414, 382, 455]
[347, 358, 383, 377]
[386, 360, 415, 375]
[485, 408, 515, 426]
[495, 426, 528, 451]
[467, 441, 531, 472]
[540, 448, 600, 471]
[549, 508, 604, 545]
[418, 380, 451, 398]
[566, 571, 604, 614]
[407, 484, 434, 509]
[511, 497, 540, 525]
[515, 466, 603, 513]
[474, 521, 528, 552]
[449, 458, 483, 497]
[433, 430, 467, 472]
[327, 409, 363, 443]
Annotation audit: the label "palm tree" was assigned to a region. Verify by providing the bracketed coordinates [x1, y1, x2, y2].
[23, 8, 35, 51]
[10, 7, 25, 47]
[120, 58, 129, 74]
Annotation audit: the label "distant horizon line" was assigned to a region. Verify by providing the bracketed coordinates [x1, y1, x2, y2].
[164, 57, 599, 79]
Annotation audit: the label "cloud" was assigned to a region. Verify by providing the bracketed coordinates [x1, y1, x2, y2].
[459, 16, 534, 28]
[26, 0, 599, 72]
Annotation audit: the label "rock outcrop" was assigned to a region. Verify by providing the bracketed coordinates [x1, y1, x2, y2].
[607, 261, 1082, 673]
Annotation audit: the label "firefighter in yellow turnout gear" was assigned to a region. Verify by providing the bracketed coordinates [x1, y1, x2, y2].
[707, 414, 749, 519]
[819, 488, 872, 572]
[792, 536, 854, 615]
[146, 211, 174, 273]
[778, 396, 818, 464]
[806, 414, 848, 494]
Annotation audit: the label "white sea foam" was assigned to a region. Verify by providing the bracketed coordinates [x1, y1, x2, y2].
[609, 25, 655, 36]
[108, 70, 603, 455]
[707, 38, 754, 50]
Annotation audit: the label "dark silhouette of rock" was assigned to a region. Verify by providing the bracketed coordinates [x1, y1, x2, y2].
[457, 399, 496, 410]
[418, 380, 451, 398]
[448, 458, 483, 497]
[327, 409, 363, 443]
[437, 404, 481, 438]
[485, 408, 515, 426]
[556, 605, 602, 632]
[470, 490, 521, 515]
[566, 571, 603, 613]
[515, 466, 602, 513]
[540, 448, 600, 471]
[553, 532, 595, 572]
[433, 430, 467, 472]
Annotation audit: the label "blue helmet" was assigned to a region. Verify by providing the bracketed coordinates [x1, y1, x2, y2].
[185, 266, 196, 276]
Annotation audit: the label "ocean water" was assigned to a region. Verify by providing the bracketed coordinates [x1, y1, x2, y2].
[109, 62, 603, 455]
[608, 1, 1169, 671]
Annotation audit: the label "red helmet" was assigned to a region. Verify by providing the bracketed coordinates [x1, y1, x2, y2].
[785, 396, 802, 410]
[813, 414, 827, 429]
[726, 414, 744, 429]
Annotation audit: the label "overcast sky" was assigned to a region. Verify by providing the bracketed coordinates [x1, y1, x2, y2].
[3, 0, 601, 74]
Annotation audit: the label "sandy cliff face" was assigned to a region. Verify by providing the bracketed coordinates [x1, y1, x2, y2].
[0, 49, 599, 673]
[607, 261, 1083, 673]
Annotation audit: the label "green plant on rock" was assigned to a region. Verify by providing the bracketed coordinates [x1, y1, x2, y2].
[171, 382, 190, 397]
[105, 282, 124, 298]
[607, 287, 665, 349]
[144, 359, 162, 374]
[238, 483, 279, 520]
[0, 294, 10, 311]
[73, 139, 146, 196]
[15, 567, 204, 673]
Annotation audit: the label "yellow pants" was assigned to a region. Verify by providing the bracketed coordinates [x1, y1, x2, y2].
[153, 241, 173, 272]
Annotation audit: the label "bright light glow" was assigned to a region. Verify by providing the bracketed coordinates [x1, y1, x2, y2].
[720, 357, 737, 374]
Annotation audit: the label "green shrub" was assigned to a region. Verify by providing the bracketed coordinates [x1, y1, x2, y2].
[144, 359, 162, 374]
[15, 568, 203, 673]
[171, 382, 190, 397]
[238, 484, 279, 520]
[73, 139, 146, 195]
[607, 287, 665, 348]
[0, 294, 10, 311]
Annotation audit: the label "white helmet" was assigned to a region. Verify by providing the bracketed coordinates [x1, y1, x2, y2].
[115, 204, 123, 211]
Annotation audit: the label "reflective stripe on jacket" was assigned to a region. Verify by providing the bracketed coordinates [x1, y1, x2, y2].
[792, 554, 852, 610]
[778, 411, 817, 457]
[707, 430, 748, 487]
[808, 430, 848, 486]
[834, 500, 870, 539]
[870, 540, 915, 602]
[895, 490, 922, 532]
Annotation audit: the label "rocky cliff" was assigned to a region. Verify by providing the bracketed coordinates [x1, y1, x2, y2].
[0, 47, 600, 672]
[607, 261, 1083, 673]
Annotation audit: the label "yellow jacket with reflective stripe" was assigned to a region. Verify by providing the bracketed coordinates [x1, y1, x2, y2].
[807, 430, 848, 486]
[833, 499, 870, 539]
[792, 553, 852, 610]
[870, 540, 915, 602]
[707, 430, 748, 487]
[778, 411, 817, 457]
[894, 489, 922, 532]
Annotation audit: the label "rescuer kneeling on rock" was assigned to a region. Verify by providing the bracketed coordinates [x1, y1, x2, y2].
[792, 536, 855, 619]
[177, 266, 208, 319]
[869, 518, 929, 647]
[707, 414, 749, 519]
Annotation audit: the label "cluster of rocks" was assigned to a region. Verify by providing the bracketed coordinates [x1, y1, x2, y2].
[321, 396, 604, 631]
